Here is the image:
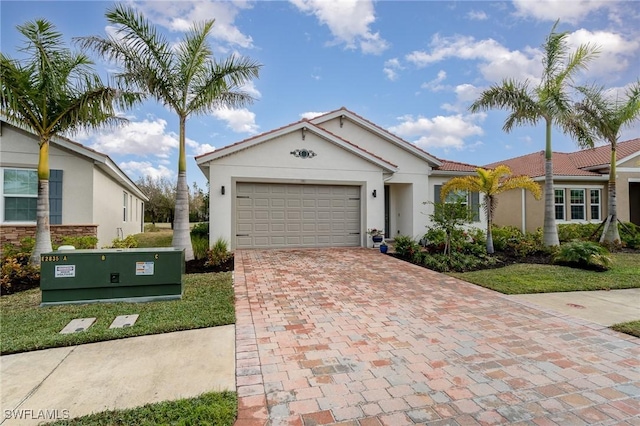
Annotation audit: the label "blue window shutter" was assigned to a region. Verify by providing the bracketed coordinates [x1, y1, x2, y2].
[49, 169, 63, 225]
[434, 185, 442, 204]
[471, 191, 480, 222]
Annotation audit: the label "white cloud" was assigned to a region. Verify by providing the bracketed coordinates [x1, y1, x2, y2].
[119, 161, 175, 181]
[466, 10, 488, 20]
[135, 1, 254, 48]
[388, 113, 486, 151]
[300, 111, 327, 120]
[421, 70, 448, 91]
[406, 34, 542, 83]
[240, 80, 262, 99]
[512, 0, 608, 24]
[289, 0, 389, 54]
[211, 107, 259, 134]
[187, 140, 216, 157]
[441, 84, 485, 113]
[89, 118, 179, 158]
[566, 29, 639, 78]
[383, 58, 403, 81]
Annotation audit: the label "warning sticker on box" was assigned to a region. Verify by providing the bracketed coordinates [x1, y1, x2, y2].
[136, 261, 155, 276]
[55, 265, 76, 278]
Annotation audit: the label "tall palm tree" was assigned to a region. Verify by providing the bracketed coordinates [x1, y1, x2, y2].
[441, 166, 541, 254]
[469, 21, 599, 246]
[575, 82, 640, 244]
[1, 20, 132, 266]
[78, 4, 261, 261]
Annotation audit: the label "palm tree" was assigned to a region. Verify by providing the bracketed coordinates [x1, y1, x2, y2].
[441, 166, 541, 254]
[78, 4, 261, 261]
[1, 20, 132, 266]
[469, 21, 599, 246]
[575, 82, 640, 244]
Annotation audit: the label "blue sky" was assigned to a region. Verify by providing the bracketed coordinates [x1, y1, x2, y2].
[2, 0, 639, 189]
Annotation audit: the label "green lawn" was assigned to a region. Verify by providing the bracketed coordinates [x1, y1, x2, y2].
[449, 253, 640, 294]
[48, 391, 237, 426]
[0, 273, 234, 355]
[611, 320, 640, 338]
[134, 229, 173, 248]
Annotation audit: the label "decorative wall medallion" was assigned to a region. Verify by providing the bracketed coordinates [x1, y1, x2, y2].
[290, 149, 317, 159]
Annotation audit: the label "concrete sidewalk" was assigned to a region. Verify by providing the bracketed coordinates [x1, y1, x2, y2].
[1, 326, 235, 426]
[510, 288, 640, 326]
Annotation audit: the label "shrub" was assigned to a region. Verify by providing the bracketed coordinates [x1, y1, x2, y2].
[205, 238, 232, 268]
[620, 222, 640, 249]
[2, 237, 36, 259]
[108, 235, 138, 249]
[1, 253, 40, 295]
[553, 241, 612, 271]
[191, 235, 209, 260]
[491, 225, 523, 252]
[190, 222, 209, 238]
[421, 252, 500, 273]
[557, 223, 601, 242]
[393, 235, 421, 259]
[55, 235, 98, 250]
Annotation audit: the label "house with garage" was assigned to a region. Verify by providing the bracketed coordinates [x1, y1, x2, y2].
[485, 138, 640, 233]
[0, 118, 149, 248]
[196, 107, 485, 250]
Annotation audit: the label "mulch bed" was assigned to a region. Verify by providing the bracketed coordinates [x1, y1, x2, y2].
[185, 256, 234, 274]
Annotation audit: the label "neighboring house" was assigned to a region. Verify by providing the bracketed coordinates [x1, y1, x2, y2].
[0, 119, 149, 249]
[196, 107, 485, 250]
[485, 138, 640, 233]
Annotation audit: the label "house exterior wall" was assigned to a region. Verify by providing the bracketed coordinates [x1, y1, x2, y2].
[0, 224, 98, 250]
[428, 175, 487, 234]
[1, 121, 145, 248]
[207, 131, 386, 249]
[616, 155, 640, 223]
[93, 167, 145, 246]
[493, 179, 609, 233]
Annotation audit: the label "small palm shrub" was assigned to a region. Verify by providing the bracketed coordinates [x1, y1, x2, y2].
[190, 222, 209, 238]
[620, 222, 640, 249]
[553, 241, 612, 271]
[205, 238, 232, 268]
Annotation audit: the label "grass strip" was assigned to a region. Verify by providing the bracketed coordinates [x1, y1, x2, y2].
[610, 320, 640, 338]
[449, 253, 640, 294]
[1, 273, 234, 355]
[48, 391, 237, 426]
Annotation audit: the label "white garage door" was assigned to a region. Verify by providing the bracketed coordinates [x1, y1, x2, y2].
[235, 183, 361, 248]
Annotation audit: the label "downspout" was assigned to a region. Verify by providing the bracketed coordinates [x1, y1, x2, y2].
[521, 188, 526, 234]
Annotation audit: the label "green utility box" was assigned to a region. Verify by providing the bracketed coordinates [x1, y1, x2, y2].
[40, 248, 184, 306]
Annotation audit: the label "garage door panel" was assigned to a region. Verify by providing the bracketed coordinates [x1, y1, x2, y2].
[236, 183, 361, 249]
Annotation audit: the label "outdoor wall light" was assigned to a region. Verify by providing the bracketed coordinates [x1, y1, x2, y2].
[221, 185, 225, 195]
[372, 189, 377, 198]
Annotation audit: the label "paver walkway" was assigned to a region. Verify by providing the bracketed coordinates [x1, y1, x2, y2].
[233, 248, 640, 426]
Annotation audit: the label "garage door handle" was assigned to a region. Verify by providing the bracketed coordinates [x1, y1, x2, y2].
[237, 196, 250, 199]
[236, 234, 250, 237]
[349, 197, 360, 200]
[349, 232, 361, 235]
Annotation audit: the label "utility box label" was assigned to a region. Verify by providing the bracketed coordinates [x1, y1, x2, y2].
[136, 261, 155, 275]
[55, 265, 76, 278]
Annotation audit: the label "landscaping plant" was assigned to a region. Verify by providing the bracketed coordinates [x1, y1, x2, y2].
[553, 241, 612, 271]
[206, 238, 232, 268]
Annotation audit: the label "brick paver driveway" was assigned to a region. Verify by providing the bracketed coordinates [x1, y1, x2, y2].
[233, 249, 639, 426]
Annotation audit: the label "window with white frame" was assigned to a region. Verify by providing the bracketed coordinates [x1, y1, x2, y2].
[570, 189, 585, 220]
[2, 168, 38, 222]
[123, 191, 128, 222]
[590, 189, 600, 221]
[554, 189, 565, 220]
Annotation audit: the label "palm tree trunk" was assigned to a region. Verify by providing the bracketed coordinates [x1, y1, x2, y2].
[486, 198, 494, 254]
[172, 116, 194, 261]
[600, 147, 620, 244]
[30, 179, 53, 266]
[542, 120, 559, 246]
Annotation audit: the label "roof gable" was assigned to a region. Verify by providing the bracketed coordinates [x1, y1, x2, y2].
[309, 107, 442, 167]
[1, 118, 148, 201]
[195, 120, 398, 173]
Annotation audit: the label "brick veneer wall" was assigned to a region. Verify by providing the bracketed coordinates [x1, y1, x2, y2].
[0, 224, 98, 249]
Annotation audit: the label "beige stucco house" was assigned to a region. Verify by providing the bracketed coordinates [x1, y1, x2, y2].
[486, 138, 640, 233]
[0, 119, 148, 248]
[196, 107, 485, 250]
